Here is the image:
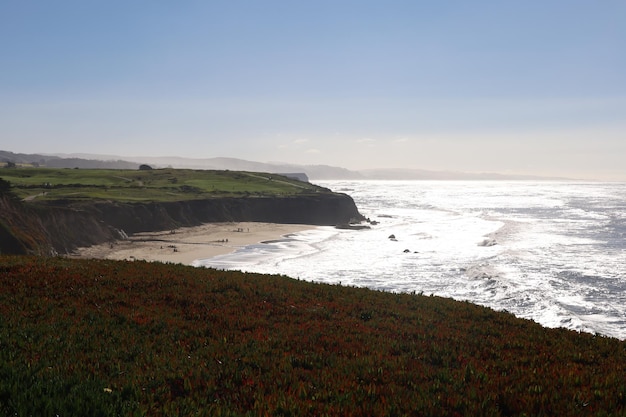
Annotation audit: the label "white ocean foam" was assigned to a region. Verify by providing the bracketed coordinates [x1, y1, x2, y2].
[195, 181, 626, 340]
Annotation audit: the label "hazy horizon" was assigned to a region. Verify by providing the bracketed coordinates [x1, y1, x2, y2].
[1, 1, 625, 181]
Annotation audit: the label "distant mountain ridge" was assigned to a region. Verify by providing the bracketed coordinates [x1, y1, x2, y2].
[0, 150, 138, 170]
[358, 168, 572, 181]
[1, 151, 362, 180]
[1, 150, 572, 181]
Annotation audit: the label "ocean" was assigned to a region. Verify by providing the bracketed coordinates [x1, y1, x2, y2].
[193, 181, 626, 340]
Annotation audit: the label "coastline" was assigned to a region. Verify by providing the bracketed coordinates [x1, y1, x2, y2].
[70, 222, 316, 266]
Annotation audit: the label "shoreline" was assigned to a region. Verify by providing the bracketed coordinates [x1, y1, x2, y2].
[69, 222, 316, 266]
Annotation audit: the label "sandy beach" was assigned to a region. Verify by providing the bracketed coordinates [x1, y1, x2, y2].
[71, 222, 315, 266]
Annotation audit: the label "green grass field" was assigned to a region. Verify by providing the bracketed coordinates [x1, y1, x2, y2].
[1, 255, 625, 416]
[0, 168, 325, 203]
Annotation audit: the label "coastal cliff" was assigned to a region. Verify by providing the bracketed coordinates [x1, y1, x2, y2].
[0, 193, 363, 255]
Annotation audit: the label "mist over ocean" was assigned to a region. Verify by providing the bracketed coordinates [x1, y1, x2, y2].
[195, 181, 626, 340]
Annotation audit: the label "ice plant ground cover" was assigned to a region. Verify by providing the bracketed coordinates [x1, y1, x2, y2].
[0, 256, 625, 416]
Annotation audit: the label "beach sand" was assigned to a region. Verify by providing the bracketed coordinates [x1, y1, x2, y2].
[70, 222, 315, 266]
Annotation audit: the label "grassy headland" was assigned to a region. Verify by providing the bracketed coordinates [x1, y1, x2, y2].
[1, 168, 324, 203]
[1, 255, 624, 416]
[0, 168, 361, 255]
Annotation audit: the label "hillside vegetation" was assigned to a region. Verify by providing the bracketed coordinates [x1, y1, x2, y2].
[0, 168, 323, 203]
[1, 256, 624, 416]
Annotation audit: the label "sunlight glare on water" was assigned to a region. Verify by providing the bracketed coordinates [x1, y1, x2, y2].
[195, 181, 626, 339]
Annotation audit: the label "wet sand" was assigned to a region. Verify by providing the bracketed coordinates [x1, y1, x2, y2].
[70, 222, 315, 265]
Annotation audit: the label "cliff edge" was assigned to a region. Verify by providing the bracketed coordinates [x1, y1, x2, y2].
[1, 193, 363, 255]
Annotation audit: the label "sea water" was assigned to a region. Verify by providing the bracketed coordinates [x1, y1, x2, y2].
[194, 181, 626, 340]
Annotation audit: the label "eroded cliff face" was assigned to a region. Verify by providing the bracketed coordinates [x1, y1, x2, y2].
[0, 194, 117, 255]
[88, 193, 363, 234]
[0, 194, 53, 255]
[0, 193, 363, 255]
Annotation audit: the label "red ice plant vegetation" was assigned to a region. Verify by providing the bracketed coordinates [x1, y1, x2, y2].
[0, 255, 624, 416]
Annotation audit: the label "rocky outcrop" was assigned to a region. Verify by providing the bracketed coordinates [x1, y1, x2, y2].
[1, 193, 363, 255]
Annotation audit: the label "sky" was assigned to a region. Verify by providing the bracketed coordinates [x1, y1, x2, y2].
[1, 1, 625, 180]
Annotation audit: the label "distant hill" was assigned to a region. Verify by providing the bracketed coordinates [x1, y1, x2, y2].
[2, 150, 573, 180]
[0, 150, 138, 170]
[358, 168, 573, 181]
[44, 153, 365, 180]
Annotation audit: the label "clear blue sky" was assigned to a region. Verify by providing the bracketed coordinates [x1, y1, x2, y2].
[1, 1, 625, 179]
